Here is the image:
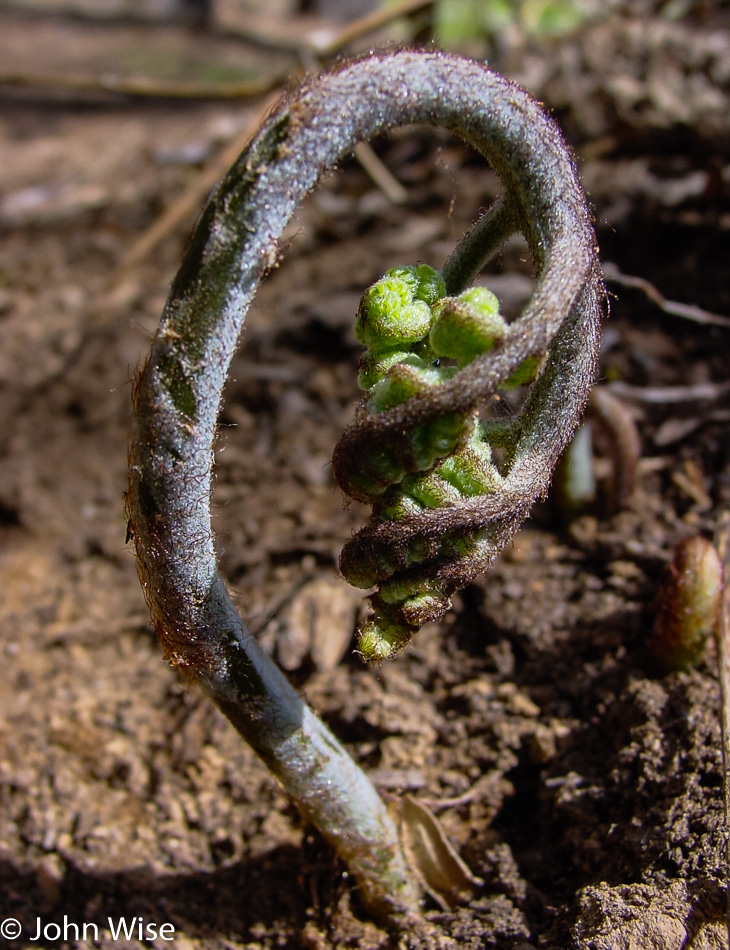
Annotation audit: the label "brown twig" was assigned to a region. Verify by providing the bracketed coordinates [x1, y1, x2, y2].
[607, 380, 730, 404]
[312, 0, 434, 57]
[353, 141, 409, 204]
[115, 89, 283, 278]
[0, 69, 281, 100]
[114, 0, 430, 279]
[222, 0, 433, 56]
[603, 262, 730, 329]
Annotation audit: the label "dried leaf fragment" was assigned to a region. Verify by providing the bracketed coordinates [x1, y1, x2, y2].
[277, 577, 358, 672]
[395, 794, 483, 910]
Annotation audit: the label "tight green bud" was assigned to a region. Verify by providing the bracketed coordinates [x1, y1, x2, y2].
[358, 616, 414, 662]
[410, 264, 447, 306]
[356, 271, 432, 353]
[402, 471, 462, 508]
[368, 360, 446, 413]
[410, 413, 471, 470]
[430, 287, 506, 365]
[437, 439, 501, 495]
[358, 348, 413, 390]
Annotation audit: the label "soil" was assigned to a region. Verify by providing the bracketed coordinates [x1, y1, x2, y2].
[1, 2, 729, 948]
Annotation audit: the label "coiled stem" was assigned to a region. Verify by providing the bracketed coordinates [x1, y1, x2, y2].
[127, 49, 604, 922]
[329, 67, 604, 660]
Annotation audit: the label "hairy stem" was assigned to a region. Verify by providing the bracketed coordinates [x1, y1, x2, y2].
[128, 49, 603, 923]
[442, 198, 516, 295]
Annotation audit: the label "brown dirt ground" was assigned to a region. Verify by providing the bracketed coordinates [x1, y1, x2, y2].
[1, 2, 729, 948]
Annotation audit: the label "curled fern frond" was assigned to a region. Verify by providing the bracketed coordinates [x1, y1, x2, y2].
[127, 48, 603, 915]
[332, 113, 605, 661]
[334, 270, 546, 660]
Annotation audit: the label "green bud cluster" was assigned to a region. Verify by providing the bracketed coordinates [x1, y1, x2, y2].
[355, 527, 498, 664]
[356, 265, 447, 389]
[342, 265, 537, 662]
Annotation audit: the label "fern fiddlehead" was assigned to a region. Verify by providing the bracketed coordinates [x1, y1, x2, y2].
[127, 49, 604, 921]
[332, 103, 604, 660]
[337, 267, 539, 660]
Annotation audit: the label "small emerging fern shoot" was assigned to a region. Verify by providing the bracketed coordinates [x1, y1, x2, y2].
[338, 266, 542, 660]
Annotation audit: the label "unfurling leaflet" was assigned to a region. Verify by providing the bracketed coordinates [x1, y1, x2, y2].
[334, 265, 543, 661]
